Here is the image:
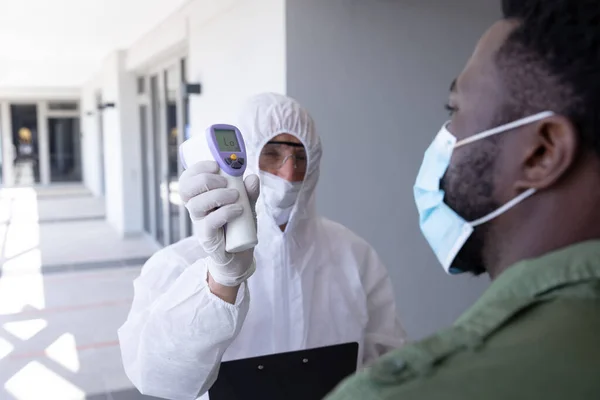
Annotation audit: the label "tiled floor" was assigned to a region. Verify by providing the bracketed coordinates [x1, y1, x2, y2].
[0, 186, 162, 399]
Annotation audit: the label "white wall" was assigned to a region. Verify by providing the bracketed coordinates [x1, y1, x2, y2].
[187, 0, 286, 138]
[286, 0, 501, 339]
[81, 51, 143, 237]
[125, 4, 188, 72]
[0, 87, 80, 101]
[100, 53, 125, 233]
[81, 76, 103, 197]
[0, 0, 191, 89]
[0, 60, 100, 90]
[101, 51, 143, 236]
[117, 53, 144, 237]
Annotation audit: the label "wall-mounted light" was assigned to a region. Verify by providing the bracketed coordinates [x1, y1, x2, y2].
[97, 102, 116, 111]
[181, 82, 202, 97]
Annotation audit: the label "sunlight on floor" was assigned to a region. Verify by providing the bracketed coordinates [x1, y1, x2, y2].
[0, 187, 45, 314]
[2, 188, 39, 222]
[0, 194, 12, 224]
[45, 333, 81, 373]
[0, 189, 70, 397]
[3, 188, 40, 260]
[3, 319, 48, 341]
[0, 253, 45, 314]
[1, 187, 89, 398]
[0, 337, 14, 360]
[0, 223, 7, 258]
[3, 223, 40, 261]
[4, 361, 85, 400]
[1, 247, 43, 276]
[0, 185, 142, 398]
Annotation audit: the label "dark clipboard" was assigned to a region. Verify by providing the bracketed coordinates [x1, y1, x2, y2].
[208, 342, 359, 400]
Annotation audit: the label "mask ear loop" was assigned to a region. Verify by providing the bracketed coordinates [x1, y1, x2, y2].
[470, 188, 537, 227]
[452, 112, 553, 226]
[455, 111, 556, 149]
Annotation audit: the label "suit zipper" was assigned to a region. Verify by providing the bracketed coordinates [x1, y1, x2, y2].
[281, 236, 290, 349]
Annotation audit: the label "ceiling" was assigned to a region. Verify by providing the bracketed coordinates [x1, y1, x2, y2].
[0, 0, 190, 89]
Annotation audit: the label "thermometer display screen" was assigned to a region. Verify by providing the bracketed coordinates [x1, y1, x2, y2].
[215, 129, 241, 152]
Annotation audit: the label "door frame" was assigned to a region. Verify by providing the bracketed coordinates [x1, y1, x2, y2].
[177, 58, 192, 239]
[0, 102, 14, 186]
[0, 99, 80, 187]
[137, 79, 152, 237]
[95, 92, 106, 195]
[156, 70, 171, 246]
[137, 54, 189, 246]
[7, 101, 46, 186]
[46, 115, 83, 184]
[46, 107, 81, 184]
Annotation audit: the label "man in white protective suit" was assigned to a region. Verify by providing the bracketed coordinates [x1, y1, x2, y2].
[118, 92, 406, 400]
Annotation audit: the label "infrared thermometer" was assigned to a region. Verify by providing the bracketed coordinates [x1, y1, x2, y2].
[179, 124, 258, 253]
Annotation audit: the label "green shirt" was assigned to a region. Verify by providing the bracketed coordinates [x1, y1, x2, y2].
[326, 240, 600, 400]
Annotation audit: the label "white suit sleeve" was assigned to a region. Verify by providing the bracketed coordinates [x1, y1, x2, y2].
[117, 247, 250, 400]
[360, 247, 407, 365]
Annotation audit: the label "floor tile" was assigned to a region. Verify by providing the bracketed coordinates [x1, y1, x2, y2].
[0, 186, 166, 399]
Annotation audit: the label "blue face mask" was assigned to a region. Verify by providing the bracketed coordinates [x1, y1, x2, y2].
[414, 111, 554, 274]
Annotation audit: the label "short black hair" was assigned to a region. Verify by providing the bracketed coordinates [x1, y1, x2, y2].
[497, 0, 600, 156]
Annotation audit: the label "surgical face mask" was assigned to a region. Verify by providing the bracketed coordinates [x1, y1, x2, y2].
[414, 111, 554, 274]
[259, 171, 303, 226]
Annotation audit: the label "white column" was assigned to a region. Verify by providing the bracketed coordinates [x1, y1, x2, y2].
[101, 50, 144, 237]
[1, 102, 15, 187]
[37, 101, 51, 185]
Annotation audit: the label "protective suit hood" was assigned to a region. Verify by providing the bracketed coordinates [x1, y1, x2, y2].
[236, 92, 322, 231]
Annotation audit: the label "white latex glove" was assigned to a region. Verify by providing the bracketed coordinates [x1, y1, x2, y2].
[179, 160, 260, 287]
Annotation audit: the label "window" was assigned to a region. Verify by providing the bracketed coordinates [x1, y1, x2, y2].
[48, 102, 78, 112]
[137, 77, 146, 95]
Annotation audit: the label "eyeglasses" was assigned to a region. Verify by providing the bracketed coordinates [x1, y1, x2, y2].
[259, 141, 307, 173]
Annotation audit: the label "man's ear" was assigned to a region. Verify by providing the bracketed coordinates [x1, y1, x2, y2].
[515, 116, 578, 191]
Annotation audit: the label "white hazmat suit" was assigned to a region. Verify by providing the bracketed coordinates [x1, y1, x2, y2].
[118, 93, 406, 400]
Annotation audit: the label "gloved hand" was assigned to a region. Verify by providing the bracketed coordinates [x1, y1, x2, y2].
[179, 160, 260, 287]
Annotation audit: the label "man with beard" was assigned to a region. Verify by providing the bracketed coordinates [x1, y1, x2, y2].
[325, 0, 600, 399]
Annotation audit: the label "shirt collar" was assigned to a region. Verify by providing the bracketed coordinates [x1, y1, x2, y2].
[455, 240, 600, 336]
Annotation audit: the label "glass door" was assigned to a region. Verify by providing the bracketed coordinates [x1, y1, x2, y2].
[180, 58, 192, 239]
[139, 57, 189, 246]
[48, 117, 82, 182]
[165, 65, 182, 244]
[150, 75, 165, 245]
[137, 77, 152, 236]
[10, 104, 40, 186]
[139, 103, 151, 235]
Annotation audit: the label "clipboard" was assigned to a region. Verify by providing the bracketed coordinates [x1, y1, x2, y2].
[208, 342, 359, 400]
